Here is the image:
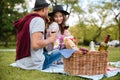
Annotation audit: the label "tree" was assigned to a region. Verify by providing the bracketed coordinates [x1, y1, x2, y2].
[49, 0, 79, 18]
[82, 3, 112, 43]
[102, 0, 120, 44]
[77, 0, 120, 44]
[0, 0, 27, 47]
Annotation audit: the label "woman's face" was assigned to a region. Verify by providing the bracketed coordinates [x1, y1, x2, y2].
[54, 12, 64, 24]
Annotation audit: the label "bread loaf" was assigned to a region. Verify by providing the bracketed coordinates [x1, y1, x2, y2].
[63, 37, 78, 50]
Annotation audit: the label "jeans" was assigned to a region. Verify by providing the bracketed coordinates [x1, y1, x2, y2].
[42, 49, 62, 70]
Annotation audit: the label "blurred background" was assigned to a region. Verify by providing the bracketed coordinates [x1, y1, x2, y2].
[0, 0, 120, 48]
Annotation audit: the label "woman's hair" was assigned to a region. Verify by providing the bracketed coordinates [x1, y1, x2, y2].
[50, 12, 67, 34]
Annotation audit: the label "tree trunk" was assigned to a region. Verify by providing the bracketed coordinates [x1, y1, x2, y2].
[93, 27, 102, 43]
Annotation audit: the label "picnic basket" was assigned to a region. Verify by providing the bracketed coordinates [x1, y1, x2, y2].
[63, 51, 108, 75]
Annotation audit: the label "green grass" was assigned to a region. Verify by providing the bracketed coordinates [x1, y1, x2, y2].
[108, 47, 120, 62]
[0, 47, 120, 80]
[0, 46, 16, 49]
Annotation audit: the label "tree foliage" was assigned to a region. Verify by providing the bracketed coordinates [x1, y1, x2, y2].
[0, 0, 27, 47]
[0, 0, 119, 47]
[68, 0, 119, 45]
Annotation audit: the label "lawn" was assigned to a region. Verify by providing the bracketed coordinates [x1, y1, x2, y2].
[0, 47, 120, 80]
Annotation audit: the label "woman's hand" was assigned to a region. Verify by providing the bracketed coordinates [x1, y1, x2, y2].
[49, 32, 57, 43]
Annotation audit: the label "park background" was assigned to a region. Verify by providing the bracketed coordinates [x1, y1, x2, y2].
[0, 0, 120, 80]
[0, 0, 120, 47]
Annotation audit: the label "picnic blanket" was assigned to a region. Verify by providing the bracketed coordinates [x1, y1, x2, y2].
[41, 62, 120, 80]
[10, 61, 120, 80]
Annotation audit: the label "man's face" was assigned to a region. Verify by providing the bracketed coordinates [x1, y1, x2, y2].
[43, 7, 49, 17]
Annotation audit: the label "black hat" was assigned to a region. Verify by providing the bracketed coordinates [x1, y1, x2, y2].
[49, 5, 69, 16]
[33, 0, 50, 11]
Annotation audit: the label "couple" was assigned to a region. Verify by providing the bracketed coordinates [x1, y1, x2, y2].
[13, 0, 71, 70]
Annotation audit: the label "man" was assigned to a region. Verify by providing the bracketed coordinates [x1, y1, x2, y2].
[13, 0, 62, 70]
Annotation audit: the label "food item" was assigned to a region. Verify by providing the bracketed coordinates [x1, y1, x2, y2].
[63, 37, 78, 50]
[79, 47, 89, 54]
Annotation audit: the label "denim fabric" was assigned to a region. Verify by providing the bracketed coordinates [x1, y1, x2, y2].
[42, 49, 62, 70]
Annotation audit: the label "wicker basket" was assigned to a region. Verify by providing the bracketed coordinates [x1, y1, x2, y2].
[63, 51, 108, 75]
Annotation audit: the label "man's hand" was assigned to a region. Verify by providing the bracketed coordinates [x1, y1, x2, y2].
[49, 32, 57, 43]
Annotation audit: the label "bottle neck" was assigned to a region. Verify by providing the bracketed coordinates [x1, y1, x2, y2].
[104, 35, 110, 43]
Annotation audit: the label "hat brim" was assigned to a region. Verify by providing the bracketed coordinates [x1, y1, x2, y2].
[49, 10, 70, 17]
[33, 3, 50, 11]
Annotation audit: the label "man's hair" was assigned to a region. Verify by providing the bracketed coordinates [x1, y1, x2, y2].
[34, 8, 43, 11]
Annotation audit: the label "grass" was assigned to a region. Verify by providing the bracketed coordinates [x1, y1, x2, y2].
[0, 46, 16, 49]
[0, 47, 120, 80]
[107, 47, 120, 62]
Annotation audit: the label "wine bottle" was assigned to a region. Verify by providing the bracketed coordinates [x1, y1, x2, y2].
[98, 35, 110, 51]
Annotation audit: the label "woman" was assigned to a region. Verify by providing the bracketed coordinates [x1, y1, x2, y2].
[46, 5, 70, 51]
[46, 5, 70, 64]
[46, 5, 88, 64]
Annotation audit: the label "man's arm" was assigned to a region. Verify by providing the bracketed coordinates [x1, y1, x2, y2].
[31, 31, 57, 50]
